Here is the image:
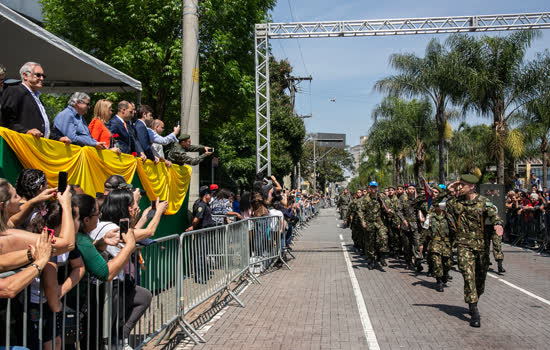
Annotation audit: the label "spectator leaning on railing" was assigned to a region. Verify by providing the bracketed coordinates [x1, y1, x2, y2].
[134, 104, 158, 162]
[107, 100, 147, 161]
[150, 119, 180, 168]
[0, 62, 69, 143]
[53, 92, 107, 149]
[166, 133, 212, 166]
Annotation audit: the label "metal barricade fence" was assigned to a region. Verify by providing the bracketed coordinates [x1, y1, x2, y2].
[0, 212, 321, 348]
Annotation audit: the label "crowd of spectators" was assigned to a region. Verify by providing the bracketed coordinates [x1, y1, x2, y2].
[505, 173, 549, 249]
[0, 168, 168, 349]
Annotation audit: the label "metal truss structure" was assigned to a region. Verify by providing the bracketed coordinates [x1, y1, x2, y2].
[255, 12, 550, 174]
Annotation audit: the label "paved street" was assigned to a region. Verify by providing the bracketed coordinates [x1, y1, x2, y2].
[181, 208, 550, 349]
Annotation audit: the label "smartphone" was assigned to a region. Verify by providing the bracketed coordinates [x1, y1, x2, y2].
[58, 171, 68, 193]
[209, 148, 214, 153]
[45, 227, 54, 240]
[119, 218, 129, 240]
[147, 199, 157, 220]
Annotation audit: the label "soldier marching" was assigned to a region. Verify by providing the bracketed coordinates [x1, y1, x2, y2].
[341, 171, 505, 328]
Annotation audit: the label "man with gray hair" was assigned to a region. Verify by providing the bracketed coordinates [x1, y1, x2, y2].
[53, 92, 106, 148]
[0, 62, 69, 143]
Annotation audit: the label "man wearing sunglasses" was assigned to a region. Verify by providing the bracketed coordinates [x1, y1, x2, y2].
[0, 62, 69, 143]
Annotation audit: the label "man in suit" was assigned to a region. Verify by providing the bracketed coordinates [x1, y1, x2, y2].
[134, 104, 158, 162]
[0, 62, 70, 143]
[107, 100, 146, 161]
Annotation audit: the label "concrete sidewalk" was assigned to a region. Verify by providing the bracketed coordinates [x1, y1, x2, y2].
[177, 207, 550, 350]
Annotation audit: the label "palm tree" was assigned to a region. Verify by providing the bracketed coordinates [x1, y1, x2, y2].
[375, 38, 464, 184]
[371, 97, 434, 184]
[448, 30, 541, 184]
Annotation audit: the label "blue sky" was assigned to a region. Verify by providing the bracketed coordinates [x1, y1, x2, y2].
[269, 0, 550, 147]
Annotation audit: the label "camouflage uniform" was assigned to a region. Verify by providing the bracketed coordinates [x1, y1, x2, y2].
[349, 197, 362, 248]
[167, 142, 209, 165]
[445, 194, 503, 304]
[400, 195, 424, 266]
[385, 195, 402, 255]
[337, 194, 352, 225]
[422, 208, 453, 279]
[359, 195, 389, 260]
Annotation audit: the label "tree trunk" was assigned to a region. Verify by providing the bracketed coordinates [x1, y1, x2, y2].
[494, 106, 506, 184]
[402, 157, 408, 185]
[436, 98, 446, 184]
[392, 154, 399, 186]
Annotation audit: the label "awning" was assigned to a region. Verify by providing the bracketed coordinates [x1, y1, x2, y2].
[0, 3, 142, 93]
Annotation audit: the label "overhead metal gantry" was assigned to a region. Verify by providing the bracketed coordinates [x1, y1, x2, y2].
[255, 12, 550, 174]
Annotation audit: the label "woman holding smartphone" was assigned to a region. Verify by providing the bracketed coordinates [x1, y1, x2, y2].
[72, 193, 136, 349]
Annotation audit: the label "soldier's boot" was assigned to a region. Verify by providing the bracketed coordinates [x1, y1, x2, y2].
[497, 259, 506, 273]
[446, 273, 453, 281]
[426, 269, 434, 278]
[415, 260, 424, 273]
[367, 260, 375, 270]
[435, 278, 444, 292]
[442, 275, 449, 286]
[469, 302, 481, 328]
[379, 253, 388, 267]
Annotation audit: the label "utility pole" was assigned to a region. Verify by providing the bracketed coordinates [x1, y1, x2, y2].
[288, 76, 312, 189]
[181, 0, 200, 207]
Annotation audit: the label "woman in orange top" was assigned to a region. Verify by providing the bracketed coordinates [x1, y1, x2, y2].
[89, 99, 120, 154]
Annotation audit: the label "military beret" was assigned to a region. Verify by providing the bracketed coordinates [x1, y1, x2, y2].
[178, 133, 191, 141]
[460, 174, 479, 184]
[386, 185, 395, 190]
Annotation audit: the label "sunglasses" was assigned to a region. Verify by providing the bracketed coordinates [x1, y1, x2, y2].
[30, 72, 47, 79]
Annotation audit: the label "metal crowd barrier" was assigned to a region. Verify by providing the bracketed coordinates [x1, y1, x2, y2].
[0, 210, 320, 349]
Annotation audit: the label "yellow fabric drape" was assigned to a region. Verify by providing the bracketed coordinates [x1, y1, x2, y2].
[0, 127, 191, 215]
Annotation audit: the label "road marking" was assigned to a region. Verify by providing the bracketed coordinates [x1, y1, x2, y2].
[339, 234, 343, 240]
[487, 273, 550, 307]
[340, 238, 380, 350]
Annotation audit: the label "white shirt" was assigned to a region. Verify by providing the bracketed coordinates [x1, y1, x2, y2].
[89, 221, 126, 281]
[22, 83, 50, 138]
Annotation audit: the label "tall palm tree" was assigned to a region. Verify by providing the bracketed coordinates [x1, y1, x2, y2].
[371, 97, 434, 184]
[448, 30, 541, 184]
[375, 38, 464, 184]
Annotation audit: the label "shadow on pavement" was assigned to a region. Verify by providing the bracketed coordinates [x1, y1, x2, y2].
[412, 303, 470, 322]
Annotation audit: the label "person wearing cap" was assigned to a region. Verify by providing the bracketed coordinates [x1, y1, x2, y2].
[166, 133, 213, 166]
[187, 185, 215, 283]
[444, 173, 503, 328]
[359, 181, 390, 269]
[400, 183, 424, 271]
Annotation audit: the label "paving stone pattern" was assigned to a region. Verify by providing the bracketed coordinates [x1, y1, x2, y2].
[183, 208, 550, 350]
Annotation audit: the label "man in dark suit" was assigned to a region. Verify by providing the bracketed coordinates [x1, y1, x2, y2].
[134, 104, 158, 162]
[107, 100, 146, 161]
[0, 62, 69, 143]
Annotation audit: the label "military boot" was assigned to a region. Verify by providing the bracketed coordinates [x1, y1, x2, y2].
[469, 302, 480, 328]
[442, 275, 449, 286]
[367, 259, 375, 270]
[415, 260, 424, 273]
[435, 278, 444, 292]
[379, 253, 388, 267]
[497, 259, 506, 273]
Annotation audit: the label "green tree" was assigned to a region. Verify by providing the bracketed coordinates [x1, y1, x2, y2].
[375, 38, 464, 184]
[448, 123, 492, 179]
[448, 30, 540, 184]
[371, 97, 435, 184]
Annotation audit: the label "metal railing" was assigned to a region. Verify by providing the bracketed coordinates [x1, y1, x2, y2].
[0, 207, 319, 348]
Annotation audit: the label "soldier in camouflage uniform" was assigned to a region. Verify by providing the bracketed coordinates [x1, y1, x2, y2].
[485, 216, 506, 273]
[359, 181, 390, 269]
[385, 186, 402, 257]
[444, 174, 504, 328]
[337, 189, 352, 226]
[167, 133, 213, 166]
[349, 189, 364, 249]
[421, 197, 454, 293]
[400, 184, 424, 271]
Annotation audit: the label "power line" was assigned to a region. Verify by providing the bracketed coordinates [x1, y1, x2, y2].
[286, 0, 309, 76]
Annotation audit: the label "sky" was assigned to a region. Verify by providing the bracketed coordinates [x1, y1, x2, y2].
[269, 0, 550, 147]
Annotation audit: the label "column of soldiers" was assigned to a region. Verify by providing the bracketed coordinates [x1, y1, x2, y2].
[337, 173, 505, 328]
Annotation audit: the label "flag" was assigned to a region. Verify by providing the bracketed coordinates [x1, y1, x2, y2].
[421, 176, 433, 209]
